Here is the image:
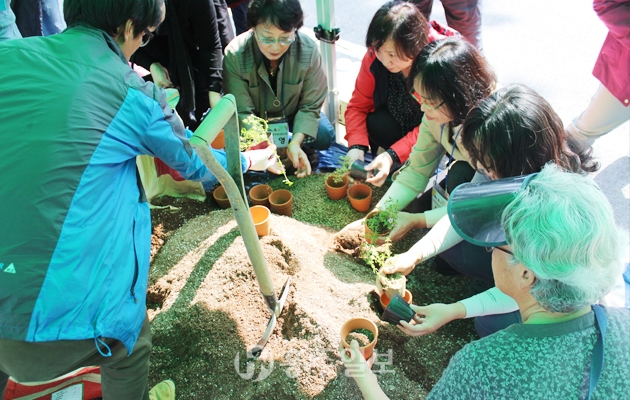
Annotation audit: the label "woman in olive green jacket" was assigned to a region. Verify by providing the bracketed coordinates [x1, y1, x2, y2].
[223, 0, 335, 178]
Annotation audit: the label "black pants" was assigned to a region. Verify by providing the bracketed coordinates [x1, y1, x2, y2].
[366, 108, 406, 158]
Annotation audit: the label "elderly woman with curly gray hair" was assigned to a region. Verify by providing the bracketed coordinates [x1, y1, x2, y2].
[341, 163, 630, 398]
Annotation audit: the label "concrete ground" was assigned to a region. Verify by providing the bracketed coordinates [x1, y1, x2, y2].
[300, 0, 629, 237]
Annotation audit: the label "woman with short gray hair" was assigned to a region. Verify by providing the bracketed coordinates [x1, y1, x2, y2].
[341, 164, 630, 399]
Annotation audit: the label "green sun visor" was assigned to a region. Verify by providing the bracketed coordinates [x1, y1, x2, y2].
[447, 173, 538, 247]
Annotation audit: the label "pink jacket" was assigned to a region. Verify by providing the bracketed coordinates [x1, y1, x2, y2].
[593, 0, 630, 106]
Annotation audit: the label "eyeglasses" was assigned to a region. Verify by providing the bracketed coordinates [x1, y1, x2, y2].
[140, 29, 154, 47]
[486, 246, 514, 256]
[411, 91, 445, 111]
[254, 30, 295, 46]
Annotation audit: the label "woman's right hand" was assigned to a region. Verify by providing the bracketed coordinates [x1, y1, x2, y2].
[386, 212, 427, 242]
[397, 303, 466, 337]
[150, 62, 174, 88]
[380, 251, 419, 276]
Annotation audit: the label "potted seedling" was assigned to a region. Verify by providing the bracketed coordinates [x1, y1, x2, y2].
[240, 115, 293, 187]
[325, 155, 352, 200]
[360, 239, 408, 301]
[363, 199, 398, 244]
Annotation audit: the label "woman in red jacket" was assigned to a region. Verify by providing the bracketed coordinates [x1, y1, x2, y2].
[344, 1, 455, 186]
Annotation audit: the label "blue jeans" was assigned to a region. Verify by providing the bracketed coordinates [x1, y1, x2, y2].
[289, 111, 335, 151]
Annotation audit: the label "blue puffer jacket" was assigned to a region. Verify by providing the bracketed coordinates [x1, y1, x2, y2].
[0, 26, 246, 354]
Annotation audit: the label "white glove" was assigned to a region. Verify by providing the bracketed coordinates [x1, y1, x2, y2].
[245, 146, 277, 171]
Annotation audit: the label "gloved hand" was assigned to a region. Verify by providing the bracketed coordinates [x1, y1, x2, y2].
[245, 145, 277, 171]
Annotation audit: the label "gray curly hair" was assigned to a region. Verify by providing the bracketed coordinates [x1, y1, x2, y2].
[501, 164, 626, 313]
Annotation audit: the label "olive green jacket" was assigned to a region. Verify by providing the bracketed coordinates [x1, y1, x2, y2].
[377, 116, 473, 226]
[223, 30, 327, 140]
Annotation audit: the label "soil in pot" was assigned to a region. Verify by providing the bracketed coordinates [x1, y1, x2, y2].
[379, 272, 407, 300]
[345, 328, 375, 347]
[340, 317, 379, 360]
[325, 175, 348, 200]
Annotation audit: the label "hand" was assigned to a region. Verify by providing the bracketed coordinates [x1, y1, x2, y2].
[150, 63, 173, 88]
[209, 91, 222, 108]
[386, 212, 426, 242]
[287, 141, 311, 178]
[245, 145, 277, 171]
[347, 148, 365, 163]
[338, 340, 376, 379]
[338, 218, 365, 235]
[380, 251, 419, 276]
[397, 303, 466, 337]
[365, 152, 393, 187]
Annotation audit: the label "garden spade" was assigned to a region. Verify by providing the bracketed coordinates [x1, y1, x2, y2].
[188, 94, 291, 356]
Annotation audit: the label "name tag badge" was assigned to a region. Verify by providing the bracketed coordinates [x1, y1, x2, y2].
[431, 184, 449, 210]
[268, 122, 289, 148]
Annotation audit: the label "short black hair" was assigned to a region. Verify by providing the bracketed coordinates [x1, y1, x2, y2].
[64, 0, 164, 37]
[247, 0, 304, 33]
[462, 84, 599, 178]
[365, 1, 428, 60]
[409, 37, 496, 127]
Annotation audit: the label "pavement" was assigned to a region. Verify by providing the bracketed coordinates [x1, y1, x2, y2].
[300, 0, 629, 238]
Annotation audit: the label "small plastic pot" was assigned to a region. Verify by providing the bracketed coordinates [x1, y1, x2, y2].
[340, 317, 379, 360]
[249, 184, 273, 207]
[348, 183, 373, 213]
[325, 175, 349, 200]
[380, 289, 413, 309]
[364, 210, 391, 244]
[211, 129, 225, 149]
[381, 294, 416, 326]
[350, 160, 378, 181]
[269, 189, 293, 217]
[250, 205, 271, 237]
[212, 185, 230, 209]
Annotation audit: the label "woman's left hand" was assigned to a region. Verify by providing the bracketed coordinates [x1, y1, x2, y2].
[338, 340, 376, 379]
[287, 134, 311, 178]
[365, 152, 393, 187]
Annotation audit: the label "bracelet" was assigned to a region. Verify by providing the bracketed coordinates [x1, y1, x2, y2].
[349, 144, 370, 153]
[386, 148, 400, 164]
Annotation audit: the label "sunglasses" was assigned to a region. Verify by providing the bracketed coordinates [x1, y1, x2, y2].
[410, 91, 445, 112]
[140, 29, 154, 47]
[486, 246, 514, 256]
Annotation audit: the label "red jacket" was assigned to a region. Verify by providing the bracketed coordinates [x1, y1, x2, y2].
[592, 0, 630, 106]
[344, 21, 455, 162]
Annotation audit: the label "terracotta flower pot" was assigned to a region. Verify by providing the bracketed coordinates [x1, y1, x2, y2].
[269, 189, 293, 217]
[340, 317, 378, 360]
[250, 205, 271, 237]
[348, 183, 373, 212]
[325, 174, 349, 200]
[249, 184, 273, 207]
[212, 185, 230, 209]
[210, 129, 225, 149]
[380, 289, 413, 309]
[364, 210, 391, 244]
